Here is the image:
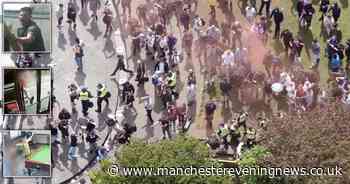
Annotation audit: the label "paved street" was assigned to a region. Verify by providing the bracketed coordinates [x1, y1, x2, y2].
[0, 0, 241, 183]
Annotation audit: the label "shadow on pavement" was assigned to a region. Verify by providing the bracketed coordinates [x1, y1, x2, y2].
[86, 20, 102, 40]
[58, 32, 67, 51]
[74, 71, 87, 87]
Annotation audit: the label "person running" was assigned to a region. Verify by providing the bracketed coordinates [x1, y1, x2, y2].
[110, 54, 133, 76]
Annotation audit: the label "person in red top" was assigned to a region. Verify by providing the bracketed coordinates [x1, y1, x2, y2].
[176, 103, 187, 133]
[167, 103, 178, 132]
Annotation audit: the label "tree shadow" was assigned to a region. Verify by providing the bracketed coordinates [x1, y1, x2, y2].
[103, 37, 116, 59]
[57, 32, 67, 51]
[68, 28, 78, 46]
[188, 100, 197, 123]
[74, 71, 86, 87]
[339, 0, 348, 8]
[58, 143, 69, 169]
[79, 5, 90, 26]
[291, 0, 298, 14]
[298, 29, 314, 59]
[70, 158, 81, 173]
[96, 107, 111, 131]
[271, 39, 285, 54]
[77, 141, 89, 159]
[136, 85, 147, 103]
[237, 0, 248, 15]
[86, 20, 102, 40]
[143, 124, 154, 141]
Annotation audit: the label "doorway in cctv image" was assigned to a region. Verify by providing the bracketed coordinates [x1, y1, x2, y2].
[2, 130, 51, 178]
[2, 68, 52, 115]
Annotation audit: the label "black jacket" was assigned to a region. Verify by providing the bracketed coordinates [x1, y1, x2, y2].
[270, 9, 284, 24]
[154, 61, 169, 73]
[70, 135, 78, 147]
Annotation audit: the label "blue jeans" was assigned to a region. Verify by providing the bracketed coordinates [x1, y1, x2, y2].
[68, 146, 77, 160]
[75, 57, 83, 70]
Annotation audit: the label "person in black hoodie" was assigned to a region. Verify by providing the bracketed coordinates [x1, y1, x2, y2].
[270, 7, 284, 39]
[329, 2, 341, 23]
[303, 3, 315, 29]
[319, 0, 330, 21]
[296, 0, 304, 18]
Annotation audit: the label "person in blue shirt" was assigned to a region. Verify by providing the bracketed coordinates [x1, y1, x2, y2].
[330, 53, 341, 73]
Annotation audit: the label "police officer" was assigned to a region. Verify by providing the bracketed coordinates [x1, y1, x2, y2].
[79, 87, 93, 116]
[167, 71, 177, 90]
[95, 83, 110, 113]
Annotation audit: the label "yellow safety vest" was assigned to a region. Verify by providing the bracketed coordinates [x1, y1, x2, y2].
[79, 91, 89, 101]
[168, 73, 176, 87]
[99, 86, 108, 97]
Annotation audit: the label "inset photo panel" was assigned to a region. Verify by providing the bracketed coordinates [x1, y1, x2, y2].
[2, 1, 52, 53]
[2, 68, 52, 115]
[2, 130, 51, 178]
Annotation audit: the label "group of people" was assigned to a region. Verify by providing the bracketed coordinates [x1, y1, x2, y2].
[44, 0, 350, 165]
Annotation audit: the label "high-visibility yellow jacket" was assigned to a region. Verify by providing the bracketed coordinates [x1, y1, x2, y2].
[98, 86, 108, 98]
[208, 0, 217, 6]
[168, 73, 176, 87]
[79, 91, 90, 101]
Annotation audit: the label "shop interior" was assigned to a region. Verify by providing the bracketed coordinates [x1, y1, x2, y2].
[3, 69, 51, 114]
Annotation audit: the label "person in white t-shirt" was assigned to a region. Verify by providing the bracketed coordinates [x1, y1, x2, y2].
[246, 5, 256, 24]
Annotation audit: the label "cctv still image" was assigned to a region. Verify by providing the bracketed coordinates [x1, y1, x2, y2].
[3, 68, 51, 115]
[2, 130, 51, 178]
[0, 0, 350, 184]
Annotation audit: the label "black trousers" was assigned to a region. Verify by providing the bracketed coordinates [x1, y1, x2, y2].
[58, 17, 63, 26]
[258, 1, 270, 16]
[96, 97, 109, 112]
[146, 109, 153, 123]
[111, 65, 133, 75]
[81, 0, 86, 8]
[274, 23, 281, 39]
[81, 100, 90, 116]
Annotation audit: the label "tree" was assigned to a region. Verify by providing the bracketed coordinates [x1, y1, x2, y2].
[261, 103, 350, 184]
[239, 145, 281, 184]
[89, 136, 232, 184]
